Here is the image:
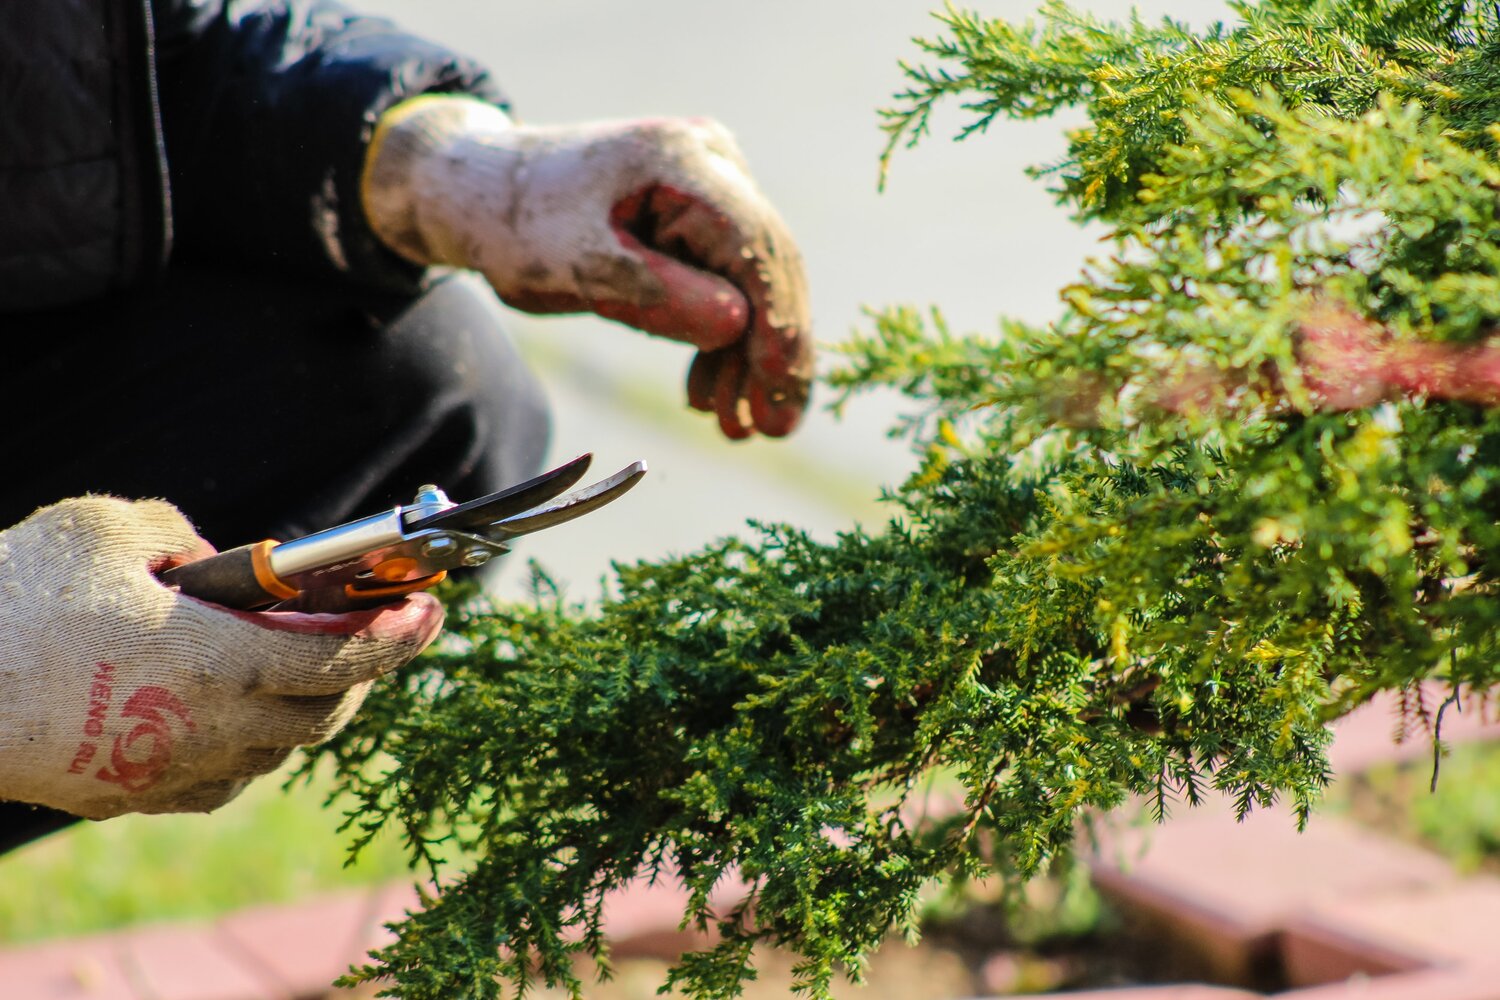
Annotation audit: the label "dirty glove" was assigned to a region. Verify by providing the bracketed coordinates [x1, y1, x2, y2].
[0, 498, 443, 820]
[361, 95, 813, 440]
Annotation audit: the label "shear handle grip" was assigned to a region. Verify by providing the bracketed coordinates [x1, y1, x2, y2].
[160, 540, 294, 610]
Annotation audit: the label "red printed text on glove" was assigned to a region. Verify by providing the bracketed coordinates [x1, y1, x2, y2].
[67, 663, 197, 793]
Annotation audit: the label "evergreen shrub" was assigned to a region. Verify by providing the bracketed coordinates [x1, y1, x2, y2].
[305, 2, 1500, 995]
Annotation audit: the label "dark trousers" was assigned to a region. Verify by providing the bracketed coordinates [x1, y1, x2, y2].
[0, 266, 551, 852]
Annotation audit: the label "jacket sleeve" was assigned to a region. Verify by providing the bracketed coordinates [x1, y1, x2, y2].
[151, 0, 507, 291]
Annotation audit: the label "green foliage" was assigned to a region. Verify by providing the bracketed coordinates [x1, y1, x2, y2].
[880, 0, 1500, 214]
[307, 1, 1500, 996]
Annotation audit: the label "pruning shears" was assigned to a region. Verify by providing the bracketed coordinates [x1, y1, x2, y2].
[161, 454, 646, 610]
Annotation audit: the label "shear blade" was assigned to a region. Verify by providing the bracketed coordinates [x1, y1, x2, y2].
[408, 454, 593, 533]
[491, 460, 648, 538]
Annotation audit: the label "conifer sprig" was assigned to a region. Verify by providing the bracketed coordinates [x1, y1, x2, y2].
[880, 0, 1498, 216]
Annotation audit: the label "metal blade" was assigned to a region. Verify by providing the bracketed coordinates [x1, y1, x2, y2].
[408, 454, 593, 532]
[489, 460, 647, 539]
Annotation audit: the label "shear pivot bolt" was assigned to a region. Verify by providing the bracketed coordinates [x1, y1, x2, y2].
[460, 548, 492, 568]
[421, 537, 458, 559]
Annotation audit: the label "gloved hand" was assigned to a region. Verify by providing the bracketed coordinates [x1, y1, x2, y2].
[361, 96, 812, 440]
[0, 497, 443, 820]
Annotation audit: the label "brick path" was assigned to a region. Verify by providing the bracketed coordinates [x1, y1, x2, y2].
[0, 884, 419, 1000]
[1074, 688, 1500, 1000]
[3, 687, 1496, 1000]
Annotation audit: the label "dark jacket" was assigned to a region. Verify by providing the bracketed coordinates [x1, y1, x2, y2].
[0, 0, 505, 312]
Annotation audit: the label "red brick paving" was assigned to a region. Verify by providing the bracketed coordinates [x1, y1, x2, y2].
[354, 880, 423, 960]
[1026, 689, 1500, 1000]
[0, 936, 140, 1000]
[0, 922, 290, 1000]
[1086, 802, 1456, 983]
[1284, 963, 1500, 1000]
[116, 923, 288, 1000]
[1277, 911, 1427, 988]
[1036, 990, 1263, 1000]
[1281, 879, 1500, 984]
[215, 890, 370, 997]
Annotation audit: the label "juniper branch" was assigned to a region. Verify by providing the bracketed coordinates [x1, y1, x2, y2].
[302, 3, 1500, 997]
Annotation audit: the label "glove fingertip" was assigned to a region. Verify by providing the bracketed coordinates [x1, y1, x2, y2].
[747, 319, 813, 383]
[352, 594, 445, 671]
[714, 352, 754, 440]
[228, 593, 444, 696]
[687, 351, 723, 412]
[371, 591, 445, 640]
[719, 409, 756, 440]
[748, 381, 805, 438]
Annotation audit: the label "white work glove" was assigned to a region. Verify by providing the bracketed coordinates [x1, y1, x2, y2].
[0, 498, 443, 820]
[361, 96, 813, 440]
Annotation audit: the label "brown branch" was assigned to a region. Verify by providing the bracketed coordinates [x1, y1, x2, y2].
[954, 767, 1004, 846]
[1043, 301, 1500, 426]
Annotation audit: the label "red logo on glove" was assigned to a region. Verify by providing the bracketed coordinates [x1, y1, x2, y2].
[68, 665, 197, 794]
[95, 686, 197, 793]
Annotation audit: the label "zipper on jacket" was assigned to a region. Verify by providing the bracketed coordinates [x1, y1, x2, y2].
[107, 0, 173, 286]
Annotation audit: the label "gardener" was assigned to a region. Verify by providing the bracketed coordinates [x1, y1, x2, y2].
[0, 0, 810, 848]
